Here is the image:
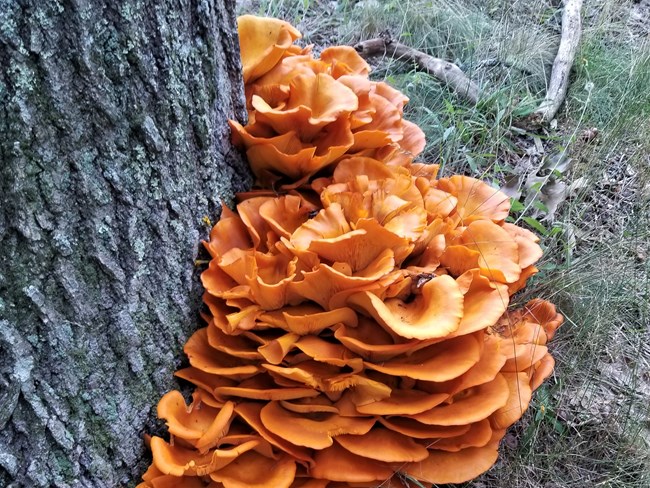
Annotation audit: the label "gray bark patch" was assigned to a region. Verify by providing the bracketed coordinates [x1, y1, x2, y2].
[0, 0, 250, 486]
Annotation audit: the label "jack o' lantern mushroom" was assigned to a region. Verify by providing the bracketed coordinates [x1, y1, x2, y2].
[347, 275, 464, 340]
[238, 15, 302, 84]
[139, 14, 563, 488]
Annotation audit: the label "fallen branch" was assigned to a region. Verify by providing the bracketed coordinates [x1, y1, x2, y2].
[535, 0, 583, 122]
[354, 36, 480, 104]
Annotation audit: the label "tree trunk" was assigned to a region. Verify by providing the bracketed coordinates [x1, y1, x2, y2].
[0, 1, 250, 486]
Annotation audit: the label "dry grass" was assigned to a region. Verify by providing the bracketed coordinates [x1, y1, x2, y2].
[238, 0, 650, 485]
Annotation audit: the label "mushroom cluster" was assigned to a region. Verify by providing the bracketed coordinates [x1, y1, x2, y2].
[230, 15, 425, 187]
[139, 15, 563, 488]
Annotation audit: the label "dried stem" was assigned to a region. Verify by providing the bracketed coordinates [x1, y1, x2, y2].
[535, 0, 584, 122]
[354, 36, 480, 104]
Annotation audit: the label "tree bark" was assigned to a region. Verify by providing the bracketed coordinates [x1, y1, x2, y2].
[0, 1, 250, 487]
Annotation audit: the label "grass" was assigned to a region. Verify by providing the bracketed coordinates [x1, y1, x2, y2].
[239, 0, 650, 485]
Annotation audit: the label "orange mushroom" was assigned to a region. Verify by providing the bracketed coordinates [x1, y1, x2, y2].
[319, 46, 371, 78]
[378, 417, 471, 440]
[336, 427, 429, 462]
[209, 451, 297, 488]
[440, 219, 521, 283]
[157, 390, 235, 453]
[140, 15, 564, 487]
[150, 436, 260, 477]
[214, 374, 320, 401]
[363, 333, 482, 382]
[401, 431, 502, 484]
[260, 401, 375, 449]
[410, 374, 511, 426]
[347, 274, 464, 339]
[252, 74, 358, 141]
[425, 418, 493, 452]
[353, 389, 448, 416]
[310, 443, 393, 482]
[237, 15, 302, 83]
[436, 175, 510, 224]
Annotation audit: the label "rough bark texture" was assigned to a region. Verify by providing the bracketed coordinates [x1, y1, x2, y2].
[0, 1, 251, 486]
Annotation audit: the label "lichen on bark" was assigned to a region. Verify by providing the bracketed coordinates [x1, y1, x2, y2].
[0, 1, 250, 486]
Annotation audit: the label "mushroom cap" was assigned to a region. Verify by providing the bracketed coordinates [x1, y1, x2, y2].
[399, 120, 426, 156]
[291, 203, 351, 248]
[157, 390, 235, 452]
[236, 196, 277, 251]
[174, 367, 236, 395]
[453, 269, 510, 336]
[351, 93, 403, 149]
[258, 194, 320, 240]
[252, 53, 325, 91]
[310, 443, 393, 482]
[237, 15, 302, 83]
[378, 417, 471, 439]
[209, 451, 296, 488]
[289, 250, 398, 309]
[207, 322, 263, 360]
[280, 396, 340, 414]
[401, 436, 500, 484]
[334, 317, 436, 362]
[205, 204, 252, 258]
[347, 274, 464, 340]
[234, 402, 313, 464]
[217, 247, 300, 310]
[184, 329, 260, 379]
[502, 222, 543, 269]
[423, 188, 458, 219]
[501, 342, 548, 373]
[529, 353, 556, 391]
[442, 220, 521, 283]
[253, 74, 358, 140]
[263, 360, 360, 391]
[410, 374, 511, 426]
[320, 46, 371, 78]
[300, 220, 410, 272]
[374, 81, 410, 112]
[336, 427, 429, 462]
[423, 419, 493, 452]
[353, 389, 448, 416]
[507, 265, 539, 295]
[363, 333, 482, 382]
[260, 401, 375, 449]
[424, 334, 506, 396]
[259, 305, 358, 335]
[294, 335, 364, 369]
[214, 374, 320, 401]
[522, 299, 564, 341]
[230, 119, 354, 183]
[490, 372, 533, 430]
[257, 331, 301, 364]
[436, 175, 510, 224]
[150, 436, 260, 477]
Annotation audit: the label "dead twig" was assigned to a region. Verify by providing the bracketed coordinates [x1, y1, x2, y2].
[535, 0, 583, 123]
[354, 35, 480, 104]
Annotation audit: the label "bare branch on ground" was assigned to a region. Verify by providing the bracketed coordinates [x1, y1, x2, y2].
[354, 35, 480, 104]
[535, 0, 584, 123]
